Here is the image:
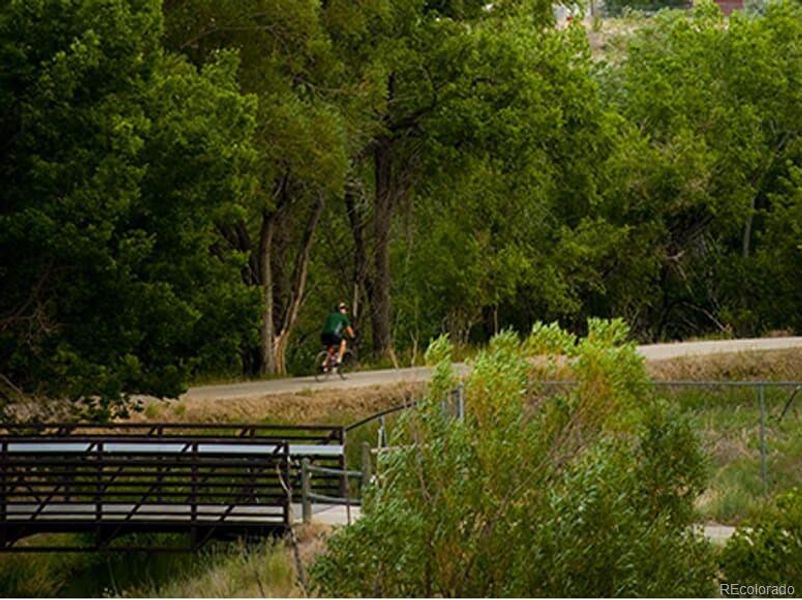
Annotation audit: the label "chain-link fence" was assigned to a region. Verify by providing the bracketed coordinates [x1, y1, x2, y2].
[649, 380, 802, 521]
[538, 379, 802, 521]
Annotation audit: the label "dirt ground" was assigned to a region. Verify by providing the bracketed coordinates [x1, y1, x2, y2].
[646, 348, 802, 381]
[129, 381, 423, 426]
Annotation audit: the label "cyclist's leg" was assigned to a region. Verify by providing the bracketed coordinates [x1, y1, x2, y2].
[337, 337, 347, 364]
[321, 333, 334, 367]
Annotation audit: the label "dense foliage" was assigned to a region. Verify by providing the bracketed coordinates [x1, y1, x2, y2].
[4, 0, 802, 411]
[0, 0, 259, 417]
[720, 488, 802, 588]
[604, 0, 691, 17]
[310, 321, 715, 596]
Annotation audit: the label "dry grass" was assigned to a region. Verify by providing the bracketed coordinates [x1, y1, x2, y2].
[295, 522, 334, 572]
[120, 540, 302, 598]
[647, 348, 802, 381]
[1, 395, 76, 422]
[129, 382, 424, 426]
[115, 524, 335, 598]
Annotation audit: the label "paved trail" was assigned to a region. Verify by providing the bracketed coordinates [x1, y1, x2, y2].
[185, 336, 802, 401]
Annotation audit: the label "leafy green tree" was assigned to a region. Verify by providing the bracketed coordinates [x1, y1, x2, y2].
[0, 0, 259, 418]
[324, 0, 556, 359]
[163, 0, 347, 375]
[311, 320, 714, 596]
[600, 1, 802, 338]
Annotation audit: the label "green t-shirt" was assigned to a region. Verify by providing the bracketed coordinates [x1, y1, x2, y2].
[322, 312, 350, 336]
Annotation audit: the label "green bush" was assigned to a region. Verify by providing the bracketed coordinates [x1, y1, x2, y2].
[311, 320, 716, 597]
[603, 0, 690, 17]
[720, 488, 802, 588]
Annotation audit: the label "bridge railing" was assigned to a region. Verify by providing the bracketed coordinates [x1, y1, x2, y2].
[0, 422, 347, 550]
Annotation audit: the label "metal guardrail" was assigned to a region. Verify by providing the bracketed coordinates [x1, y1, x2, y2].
[0, 422, 344, 443]
[300, 458, 366, 525]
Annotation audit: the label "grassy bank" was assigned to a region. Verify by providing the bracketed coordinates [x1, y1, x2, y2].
[0, 536, 304, 597]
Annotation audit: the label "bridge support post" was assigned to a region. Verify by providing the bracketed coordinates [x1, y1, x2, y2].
[301, 458, 311, 524]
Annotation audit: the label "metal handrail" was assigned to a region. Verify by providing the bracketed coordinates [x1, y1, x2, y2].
[0, 422, 342, 432]
[307, 464, 363, 478]
[344, 402, 418, 433]
[0, 434, 298, 551]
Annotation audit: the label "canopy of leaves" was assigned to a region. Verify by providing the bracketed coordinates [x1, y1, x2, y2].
[6, 0, 802, 409]
[0, 0, 260, 418]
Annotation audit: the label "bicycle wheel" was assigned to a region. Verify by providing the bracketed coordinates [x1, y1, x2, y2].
[314, 351, 330, 382]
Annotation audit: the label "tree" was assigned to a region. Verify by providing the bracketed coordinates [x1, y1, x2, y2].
[0, 0, 259, 418]
[163, 0, 347, 375]
[600, 1, 802, 338]
[324, 0, 556, 359]
[311, 321, 714, 596]
[392, 18, 625, 346]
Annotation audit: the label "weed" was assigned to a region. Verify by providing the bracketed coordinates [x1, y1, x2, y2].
[122, 540, 299, 598]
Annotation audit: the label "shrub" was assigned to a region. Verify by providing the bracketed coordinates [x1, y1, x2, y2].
[720, 488, 802, 588]
[311, 320, 716, 596]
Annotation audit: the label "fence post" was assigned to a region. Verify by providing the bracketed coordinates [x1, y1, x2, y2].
[758, 384, 768, 493]
[361, 441, 372, 490]
[379, 415, 386, 448]
[301, 458, 311, 524]
[339, 428, 348, 499]
[191, 442, 198, 523]
[345, 472, 352, 526]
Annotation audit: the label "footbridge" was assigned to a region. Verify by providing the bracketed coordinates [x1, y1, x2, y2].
[0, 422, 353, 551]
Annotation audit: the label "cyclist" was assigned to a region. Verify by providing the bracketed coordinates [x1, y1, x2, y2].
[320, 302, 355, 370]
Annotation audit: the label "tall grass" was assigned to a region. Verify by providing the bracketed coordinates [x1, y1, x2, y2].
[121, 540, 298, 598]
[0, 534, 203, 597]
[657, 384, 802, 523]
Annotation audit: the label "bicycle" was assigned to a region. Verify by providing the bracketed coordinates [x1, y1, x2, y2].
[314, 345, 356, 382]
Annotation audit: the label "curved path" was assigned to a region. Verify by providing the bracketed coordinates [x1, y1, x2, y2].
[185, 336, 802, 401]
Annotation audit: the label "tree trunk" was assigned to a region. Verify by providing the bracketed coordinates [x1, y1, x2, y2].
[742, 195, 756, 258]
[258, 208, 277, 376]
[273, 193, 326, 374]
[371, 137, 394, 358]
[345, 187, 369, 333]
